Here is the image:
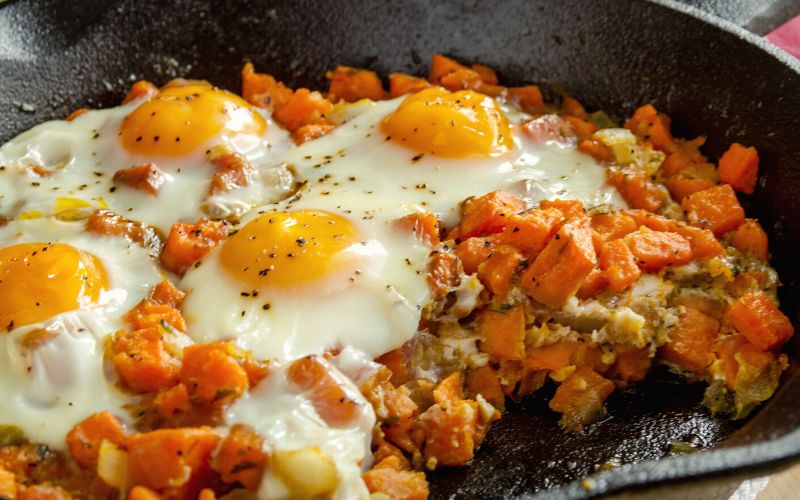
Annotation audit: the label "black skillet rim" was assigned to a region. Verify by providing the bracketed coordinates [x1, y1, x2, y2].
[526, 1, 800, 498]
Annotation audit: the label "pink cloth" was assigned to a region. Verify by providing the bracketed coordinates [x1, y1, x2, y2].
[766, 16, 800, 60]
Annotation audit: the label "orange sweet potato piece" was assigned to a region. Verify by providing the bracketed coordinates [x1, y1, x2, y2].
[292, 123, 336, 143]
[66, 411, 128, 469]
[576, 268, 608, 299]
[419, 400, 479, 468]
[549, 367, 615, 432]
[326, 66, 387, 102]
[663, 176, 716, 202]
[729, 292, 793, 351]
[520, 217, 597, 308]
[123, 80, 158, 104]
[287, 355, 362, 427]
[730, 219, 769, 261]
[123, 300, 186, 332]
[242, 355, 269, 388]
[127, 486, 161, 500]
[127, 428, 220, 494]
[388, 72, 432, 98]
[718, 143, 759, 194]
[427, 251, 460, 295]
[560, 96, 588, 119]
[540, 199, 584, 220]
[86, 210, 163, 254]
[681, 184, 745, 237]
[113, 163, 166, 196]
[440, 68, 483, 91]
[149, 279, 186, 309]
[607, 166, 667, 212]
[508, 86, 545, 113]
[394, 212, 441, 246]
[160, 220, 228, 275]
[610, 346, 651, 382]
[428, 54, 467, 83]
[18, 485, 72, 500]
[578, 138, 614, 163]
[563, 116, 598, 140]
[0, 467, 15, 500]
[465, 365, 505, 411]
[208, 152, 254, 195]
[111, 327, 180, 393]
[460, 191, 526, 237]
[525, 342, 607, 373]
[624, 104, 675, 152]
[180, 342, 249, 406]
[273, 88, 334, 132]
[625, 230, 692, 272]
[490, 208, 564, 258]
[622, 209, 678, 232]
[455, 237, 494, 275]
[674, 223, 724, 259]
[599, 239, 641, 292]
[659, 307, 718, 372]
[362, 458, 429, 500]
[241, 63, 293, 110]
[477, 245, 524, 296]
[376, 347, 410, 386]
[471, 63, 498, 84]
[591, 212, 638, 246]
[478, 305, 526, 362]
[714, 334, 778, 390]
[153, 383, 191, 418]
[213, 424, 267, 491]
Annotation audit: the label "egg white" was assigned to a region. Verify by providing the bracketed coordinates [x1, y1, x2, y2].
[0, 219, 164, 448]
[0, 95, 294, 233]
[180, 96, 625, 364]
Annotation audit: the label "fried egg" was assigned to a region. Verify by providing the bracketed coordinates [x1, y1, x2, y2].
[0, 83, 293, 233]
[180, 89, 625, 362]
[0, 219, 163, 447]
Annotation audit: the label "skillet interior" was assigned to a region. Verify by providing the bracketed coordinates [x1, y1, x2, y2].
[1, 0, 800, 497]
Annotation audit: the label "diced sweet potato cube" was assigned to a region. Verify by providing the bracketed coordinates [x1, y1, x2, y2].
[465, 365, 505, 411]
[490, 208, 563, 258]
[419, 400, 479, 468]
[718, 143, 759, 194]
[455, 237, 495, 275]
[591, 212, 638, 246]
[674, 223, 723, 259]
[599, 239, 641, 292]
[160, 220, 229, 275]
[539, 199, 584, 220]
[730, 219, 769, 261]
[663, 176, 716, 201]
[625, 230, 692, 272]
[287, 355, 363, 427]
[681, 184, 745, 237]
[362, 458, 430, 500]
[549, 367, 615, 432]
[427, 251, 460, 295]
[208, 152, 254, 195]
[213, 424, 267, 491]
[66, 411, 128, 469]
[478, 305, 526, 361]
[326, 66, 387, 102]
[608, 166, 668, 212]
[659, 307, 718, 372]
[180, 342, 249, 406]
[113, 163, 166, 196]
[729, 292, 793, 351]
[388, 72, 432, 98]
[149, 279, 186, 309]
[624, 104, 675, 152]
[111, 327, 180, 393]
[460, 191, 526, 237]
[393, 212, 440, 246]
[476, 245, 524, 296]
[610, 346, 651, 382]
[520, 217, 597, 308]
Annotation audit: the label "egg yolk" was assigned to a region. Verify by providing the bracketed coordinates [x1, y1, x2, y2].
[0, 243, 108, 330]
[220, 210, 361, 289]
[381, 87, 513, 158]
[119, 84, 267, 157]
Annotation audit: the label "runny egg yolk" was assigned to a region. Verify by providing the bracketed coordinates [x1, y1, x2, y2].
[0, 243, 108, 330]
[119, 84, 267, 157]
[220, 210, 361, 289]
[381, 87, 513, 158]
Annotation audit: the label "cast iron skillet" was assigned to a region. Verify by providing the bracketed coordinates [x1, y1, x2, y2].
[1, 0, 800, 497]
